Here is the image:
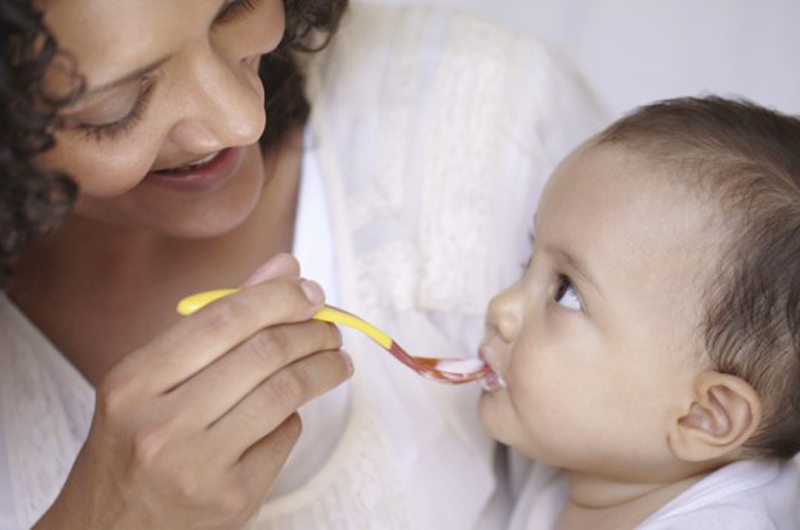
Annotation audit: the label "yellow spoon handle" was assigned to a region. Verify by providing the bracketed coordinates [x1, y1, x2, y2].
[176, 289, 392, 349]
[176, 289, 238, 315]
[313, 307, 392, 349]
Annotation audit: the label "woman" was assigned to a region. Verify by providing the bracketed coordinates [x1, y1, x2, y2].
[1, 0, 608, 527]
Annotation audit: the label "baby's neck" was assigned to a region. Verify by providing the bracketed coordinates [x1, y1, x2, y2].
[557, 470, 710, 530]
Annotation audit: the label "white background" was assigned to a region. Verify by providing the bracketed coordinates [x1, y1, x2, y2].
[366, 0, 800, 118]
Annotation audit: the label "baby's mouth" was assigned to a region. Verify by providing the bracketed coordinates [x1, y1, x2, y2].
[478, 346, 507, 392]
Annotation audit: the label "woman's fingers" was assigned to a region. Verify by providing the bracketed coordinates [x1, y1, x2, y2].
[171, 320, 343, 428]
[234, 413, 302, 497]
[108, 276, 325, 395]
[46, 254, 350, 528]
[207, 347, 353, 462]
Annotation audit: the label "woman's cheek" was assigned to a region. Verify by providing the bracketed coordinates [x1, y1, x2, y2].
[40, 133, 161, 196]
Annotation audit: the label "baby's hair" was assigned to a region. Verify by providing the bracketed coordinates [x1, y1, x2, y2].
[595, 96, 800, 460]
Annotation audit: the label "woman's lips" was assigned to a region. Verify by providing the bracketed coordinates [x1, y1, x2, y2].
[144, 146, 246, 192]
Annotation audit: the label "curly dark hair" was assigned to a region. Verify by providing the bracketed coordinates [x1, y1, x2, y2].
[0, 0, 349, 289]
[0, 0, 78, 288]
[259, 0, 348, 148]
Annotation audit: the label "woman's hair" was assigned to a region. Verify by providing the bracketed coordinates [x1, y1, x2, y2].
[0, 0, 349, 288]
[595, 96, 800, 460]
[259, 0, 348, 148]
[0, 0, 78, 288]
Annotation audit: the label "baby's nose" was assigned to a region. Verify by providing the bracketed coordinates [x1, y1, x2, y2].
[487, 288, 523, 343]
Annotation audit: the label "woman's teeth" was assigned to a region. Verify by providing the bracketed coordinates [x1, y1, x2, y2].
[157, 151, 220, 174]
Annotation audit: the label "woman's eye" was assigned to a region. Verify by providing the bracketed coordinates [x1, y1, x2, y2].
[554, 275, 581, 311]
[75, 77, 155, 142]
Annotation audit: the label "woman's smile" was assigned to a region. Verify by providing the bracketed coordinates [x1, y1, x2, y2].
[145, 146, 247, 192]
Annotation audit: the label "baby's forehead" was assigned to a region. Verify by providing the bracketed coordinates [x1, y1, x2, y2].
[569, 142, 733, 218]
[542, 140, 731, 294]
[555, 141, 708, 202]
[583, 137, 735, 196]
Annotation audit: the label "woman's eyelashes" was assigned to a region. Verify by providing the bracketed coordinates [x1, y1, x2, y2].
[215, 0, 260, 24]
[77, 77, 155, 142]
[554, 274, 581, 311]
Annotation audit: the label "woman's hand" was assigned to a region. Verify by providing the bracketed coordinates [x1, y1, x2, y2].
[36, 255, 352, 529]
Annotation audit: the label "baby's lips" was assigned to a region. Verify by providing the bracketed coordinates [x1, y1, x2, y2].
[478, 345, 507, 391]
[480, 372, 497, 392]
[479, 368, 507, 392]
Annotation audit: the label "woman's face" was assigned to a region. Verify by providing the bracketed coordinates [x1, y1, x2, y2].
[39, 0, 285, 238]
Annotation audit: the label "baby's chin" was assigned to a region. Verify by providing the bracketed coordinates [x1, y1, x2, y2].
[477, 385, 514, 446]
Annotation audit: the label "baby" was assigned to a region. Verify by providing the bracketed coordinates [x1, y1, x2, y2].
[479, 96, 800, 529]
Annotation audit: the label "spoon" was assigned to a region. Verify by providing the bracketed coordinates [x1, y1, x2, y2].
[177, 289, 493, 385]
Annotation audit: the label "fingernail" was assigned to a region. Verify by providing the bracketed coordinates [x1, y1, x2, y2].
[300, 279, 324, 305]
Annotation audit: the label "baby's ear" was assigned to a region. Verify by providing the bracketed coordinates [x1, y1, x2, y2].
[668, 371, 762, 462]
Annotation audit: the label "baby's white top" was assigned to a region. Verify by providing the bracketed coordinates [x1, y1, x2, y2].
[509, 459, 800, 529]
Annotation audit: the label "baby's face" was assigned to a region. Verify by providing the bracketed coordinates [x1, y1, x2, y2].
[480, 143, 724, 480]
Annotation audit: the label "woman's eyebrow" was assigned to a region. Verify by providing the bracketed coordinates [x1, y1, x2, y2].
[82, 56, 171, 97]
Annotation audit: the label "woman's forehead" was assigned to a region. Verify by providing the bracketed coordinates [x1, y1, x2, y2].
[43, 0, 203, 86]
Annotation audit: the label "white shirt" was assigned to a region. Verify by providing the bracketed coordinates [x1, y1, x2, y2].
[0, 410, 16, 529]
[268, 132, 349, 497]
[509, 459, 800, 529]
[642, 459, 800, 529]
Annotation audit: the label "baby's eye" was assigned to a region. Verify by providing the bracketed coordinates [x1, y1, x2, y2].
[555, 275, 581, 311]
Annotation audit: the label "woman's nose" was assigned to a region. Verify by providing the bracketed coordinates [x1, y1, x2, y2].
[168, 49, 266, 152]
[487, 284, 524, 343]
